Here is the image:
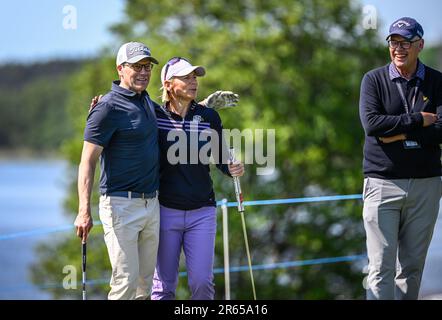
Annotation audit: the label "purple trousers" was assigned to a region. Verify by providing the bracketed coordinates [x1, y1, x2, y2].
[151, 205, 217, 300]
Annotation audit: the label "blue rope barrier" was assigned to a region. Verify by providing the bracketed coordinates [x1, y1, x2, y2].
[0, 194, 362, 241]
[212, 254, 367, 273]
[0, 225, 74, 241]
[0, 254, 367, 292]
[0, 222, 103, 241]
[216, 194, 362, 207]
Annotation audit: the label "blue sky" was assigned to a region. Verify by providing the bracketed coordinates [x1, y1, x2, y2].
[0, 0, 125, 63]
[360, 0, 442, 44]
[0, 0, 441, 64]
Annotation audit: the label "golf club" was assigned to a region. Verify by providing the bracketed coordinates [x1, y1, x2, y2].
[82, 240, 87, 300]
[229, 148, 257, 300]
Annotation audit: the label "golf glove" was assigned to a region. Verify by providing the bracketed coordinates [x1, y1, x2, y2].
[201, 91, 239, 110]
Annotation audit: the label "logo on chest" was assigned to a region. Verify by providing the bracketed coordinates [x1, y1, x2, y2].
[192, 115, 204, 123]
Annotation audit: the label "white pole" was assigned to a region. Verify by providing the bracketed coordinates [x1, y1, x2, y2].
[221, 198, 230, 300]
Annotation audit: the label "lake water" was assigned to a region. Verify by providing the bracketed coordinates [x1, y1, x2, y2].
[0, 159, 71, 299]
[0, 159, 440, 299]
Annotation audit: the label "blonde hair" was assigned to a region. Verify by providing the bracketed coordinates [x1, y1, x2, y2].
[161, 86, 170, 103]
[161, 78, 175, 103]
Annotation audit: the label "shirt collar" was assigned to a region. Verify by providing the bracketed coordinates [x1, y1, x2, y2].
[190, 100, 198, 111]
[161, 100, 198, 119]
[389, 59, 425, 81]
[111, 80, 148, 98]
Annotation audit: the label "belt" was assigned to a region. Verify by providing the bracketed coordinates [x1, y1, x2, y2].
[105, 191, 158, 199]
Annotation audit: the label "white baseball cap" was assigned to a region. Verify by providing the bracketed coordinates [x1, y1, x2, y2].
[160, 57, 206, 84]
[116, 41, 159, 66]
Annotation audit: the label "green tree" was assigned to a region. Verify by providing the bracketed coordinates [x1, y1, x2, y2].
[31, 0, 387, 299]
[0, 60, 84, 153]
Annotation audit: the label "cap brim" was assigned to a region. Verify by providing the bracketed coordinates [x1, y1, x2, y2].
[174, 66, 206, 77]
[386, 30, 414, 41]
[126, 55, 159, 64]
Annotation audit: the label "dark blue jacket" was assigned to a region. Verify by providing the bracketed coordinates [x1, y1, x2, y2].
[359, 62, 442, 179]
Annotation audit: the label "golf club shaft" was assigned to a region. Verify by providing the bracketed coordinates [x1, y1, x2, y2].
[233, 176, 244, 213]
[82, 241, 87, 300]
[229, 148, 244, 213]
[240, 211, 257, 300]
[229, 148, 256, 300]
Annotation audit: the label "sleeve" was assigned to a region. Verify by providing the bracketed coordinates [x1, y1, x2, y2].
[359, 73, 423, 137]
[84, 101, 116, 147]
[406, 101, 442, 146]
[209, 110, 232, 177]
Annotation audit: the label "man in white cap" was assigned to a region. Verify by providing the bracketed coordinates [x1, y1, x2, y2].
[75, 41, 162, 300]
[75, 42, 240, 299]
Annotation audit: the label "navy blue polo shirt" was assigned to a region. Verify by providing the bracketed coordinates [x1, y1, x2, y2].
[359, 61, 442, 179]
[155, 101, 231, 210]
[84, 81, 159, 195]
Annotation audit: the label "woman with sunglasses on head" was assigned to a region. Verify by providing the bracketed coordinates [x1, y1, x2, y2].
[150, 57, 244, 300]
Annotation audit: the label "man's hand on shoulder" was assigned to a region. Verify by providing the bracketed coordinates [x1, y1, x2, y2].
[89, 95, 103, 112]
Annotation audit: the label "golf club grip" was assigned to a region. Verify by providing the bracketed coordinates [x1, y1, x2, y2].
[82, 241, 87, 300]
[82, 242, 87, 271]
[229, 148, 244, 212]
[233, 177, 244, 212]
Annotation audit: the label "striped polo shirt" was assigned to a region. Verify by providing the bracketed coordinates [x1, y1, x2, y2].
[155, 101, 231, 210]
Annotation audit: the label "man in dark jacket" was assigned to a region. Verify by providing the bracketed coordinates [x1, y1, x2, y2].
[359, 17, 442, 300]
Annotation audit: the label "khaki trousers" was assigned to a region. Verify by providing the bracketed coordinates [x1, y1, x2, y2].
[99, 194, 160, 300]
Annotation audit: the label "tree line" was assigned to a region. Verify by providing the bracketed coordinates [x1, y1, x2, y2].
[26, 0, 441, 299]
[0, 60, 85, 153]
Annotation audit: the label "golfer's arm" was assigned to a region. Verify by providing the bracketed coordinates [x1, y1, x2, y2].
[78, 141, 103, 216]
[359, 73, 423, 137]
[406, 104, 442, 145]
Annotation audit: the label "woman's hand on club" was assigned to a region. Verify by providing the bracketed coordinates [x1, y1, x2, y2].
[228, 162, 245, 177]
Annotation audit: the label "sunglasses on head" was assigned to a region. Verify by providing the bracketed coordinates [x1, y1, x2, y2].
[163, 57, 189, 81]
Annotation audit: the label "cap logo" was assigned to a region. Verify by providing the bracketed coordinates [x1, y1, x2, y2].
[128, 46, 150, 56]
[393, 20, 411, 28]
